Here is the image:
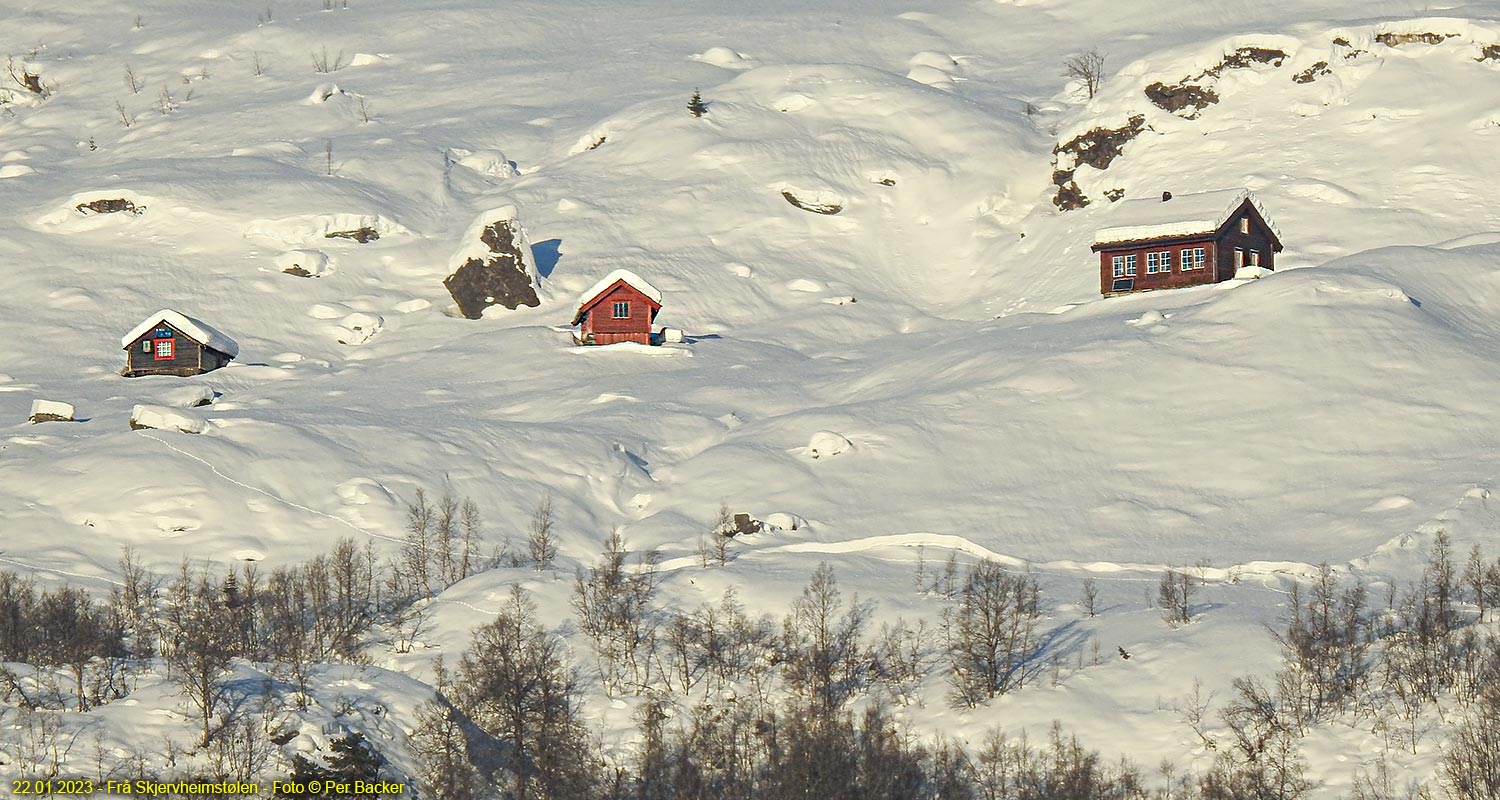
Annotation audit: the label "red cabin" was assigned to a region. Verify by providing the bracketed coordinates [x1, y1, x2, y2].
[571, 270, 662, 345]
[1092, 189, 1283, 296]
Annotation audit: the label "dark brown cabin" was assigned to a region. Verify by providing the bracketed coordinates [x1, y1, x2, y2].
[121, 310, 239, 377]
[1092, 189, 1283, 296]
[571, 270, 663, 346]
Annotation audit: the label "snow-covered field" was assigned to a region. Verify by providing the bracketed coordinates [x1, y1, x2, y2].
[3, 0, 1500, 794]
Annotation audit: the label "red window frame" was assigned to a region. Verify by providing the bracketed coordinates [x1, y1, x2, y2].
[154, 338, 175, 361]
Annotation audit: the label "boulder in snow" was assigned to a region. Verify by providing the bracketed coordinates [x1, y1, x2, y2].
[130, 404, 209, 434]
[335, 312, 384, 345]
[807, 430, 853, 459]
[764, 512, 806, 531]
[29, 399, 75, 423]
[443, 207, 542, 318]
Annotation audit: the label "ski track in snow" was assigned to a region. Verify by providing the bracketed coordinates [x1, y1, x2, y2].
[0, 554, 124, 587]
[139, 433, 405, 545]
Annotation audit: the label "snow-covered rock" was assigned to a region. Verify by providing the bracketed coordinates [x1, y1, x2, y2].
[275, 249, 331, 277]
[130, 404, 209, 434]
[29, 399, 75, 423]
[806, 430, 853, 459]
[158, 385, 215, 408]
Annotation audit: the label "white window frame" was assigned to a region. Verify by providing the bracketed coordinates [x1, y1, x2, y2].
[1240, 217, 1250, 234]
[1124, 254, 1137, 277]
[1249, 249, 1260, 266]
[1112, 255, 1125, 278]
[1233, 248, 1245, 269]
[1146, 252, 1160, 274]
[612, 301, 630, 319]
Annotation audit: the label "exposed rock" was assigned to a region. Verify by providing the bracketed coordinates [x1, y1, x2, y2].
[444, 214, 541, 318]
[1478, 44, 1500, 62]
[1292, 61, 1331, 83]
[1103, 188, 1125, 202]
[1215, 47, 1287, 70]
[1332, 37, 1352, 47]
[1375, 31, 1455, 47]
[1053, 115, 1146, 170]
[1053, 180, 1089, 211]
[782, 190, 843, 215]
[324, 227, 379, 243]
[1145, 82, 1220, 116]
[76, 198, 145, 215]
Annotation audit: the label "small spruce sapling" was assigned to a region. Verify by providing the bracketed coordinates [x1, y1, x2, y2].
[687, 88, 708, 118]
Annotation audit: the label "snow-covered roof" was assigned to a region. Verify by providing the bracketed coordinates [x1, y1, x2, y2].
[575, 269, 663, 311]
[1093, 188, 1280, 247]
[120, 309, 240, 357]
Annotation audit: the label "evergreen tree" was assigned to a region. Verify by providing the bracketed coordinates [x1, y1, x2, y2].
[687, 88, 708, 117]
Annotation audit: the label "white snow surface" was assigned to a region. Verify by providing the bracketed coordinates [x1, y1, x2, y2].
[119, 309, 241, 357]
[5, 0, 1500, 792]
[575, 268, 664, 310]
[1093, 188, 1280, 245]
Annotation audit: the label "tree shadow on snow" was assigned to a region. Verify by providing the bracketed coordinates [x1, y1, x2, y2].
[531, 239, 562, 278]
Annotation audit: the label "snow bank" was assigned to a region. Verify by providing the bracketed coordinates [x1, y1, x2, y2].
[130, 404, 210, 434]
[243, 213, 410, 245]
[691, 46, 754, 70]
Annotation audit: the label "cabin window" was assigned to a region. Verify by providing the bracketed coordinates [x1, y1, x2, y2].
[1146, 250, 1172, 274]
[1112, 256, 1125, 278]
[1249, 249, 1260, 266]
[1239, 217, 1249, 234]
[154, 339, 175, 360]
[1180, 247, 1206, 270]
[1233, 248, 1245, 268]
[1124, 254, 1137, 277]
[142, 340, 153, 353]
[612, 301, 630, 319]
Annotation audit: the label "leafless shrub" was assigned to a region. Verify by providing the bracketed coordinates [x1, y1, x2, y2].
[114, 100, 134, 128]
[1063, 47, 1107, 99]
[526, 493, 558, 569]
[124, 64, 142, 93]
[311, 46, 347, 74]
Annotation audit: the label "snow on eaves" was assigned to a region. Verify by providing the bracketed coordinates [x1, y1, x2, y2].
[1093, 188, 1281, 247]
[120, 309, 240, 357]
[575, 269, 663, 310]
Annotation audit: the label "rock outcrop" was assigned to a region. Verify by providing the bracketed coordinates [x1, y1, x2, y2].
[444, 208, 541, 319]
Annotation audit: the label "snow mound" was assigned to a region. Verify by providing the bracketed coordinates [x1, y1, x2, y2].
[691, 46, 754, 70]
[450, 148, 519, 179]
[275, 249, 332, 277]
[335, 312, 384, 345]
[158, 385, 215, 408]
[243, 214, 410, 245]
[130, 404, 210, 434]
[906, 65, 955, 88]
[0, 164, 35, 179]
[307, 83, 347, 104]
[1127, 309, 1167, 326]
[37, 190, 156, 227]
[764, 511, 806, 531]
[806, 430, 853, 459]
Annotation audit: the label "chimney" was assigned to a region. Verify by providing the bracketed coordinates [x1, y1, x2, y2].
[1161, 191, 1172, 202]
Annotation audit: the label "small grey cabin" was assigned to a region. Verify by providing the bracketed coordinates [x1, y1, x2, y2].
[121, 310, 239, 377]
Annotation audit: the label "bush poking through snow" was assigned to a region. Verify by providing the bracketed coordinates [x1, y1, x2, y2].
[1062, 48, 1107, 99]
[275, 249, 331, 277]
[687, 87, 707, 117]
